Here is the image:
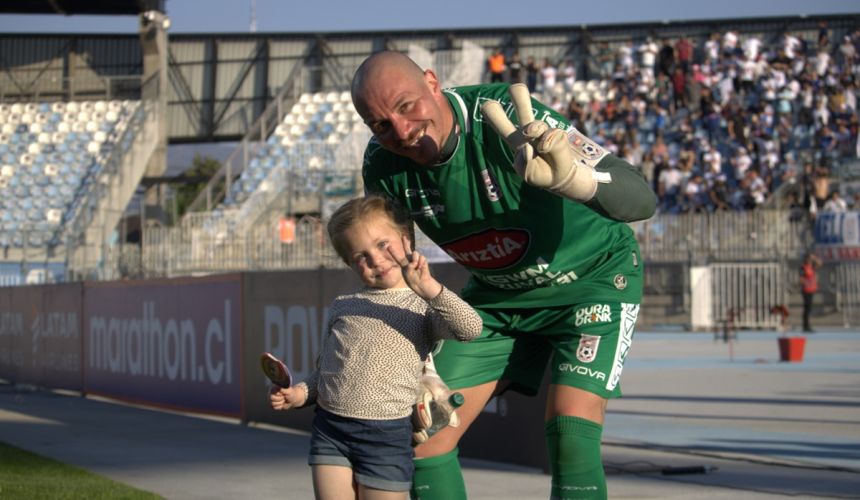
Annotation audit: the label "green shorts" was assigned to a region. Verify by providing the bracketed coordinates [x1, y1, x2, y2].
[432, 301, 639, 399]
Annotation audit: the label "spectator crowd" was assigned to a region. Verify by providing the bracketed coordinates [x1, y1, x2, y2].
[487, 22, 860, 215]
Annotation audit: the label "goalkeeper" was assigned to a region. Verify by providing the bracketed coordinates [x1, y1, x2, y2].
[351, 51, 657, 500]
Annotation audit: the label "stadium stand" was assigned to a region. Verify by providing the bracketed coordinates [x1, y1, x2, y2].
[1, 12, 858, 324]
[533, 23, 859, 215]
[0, 1, 168, 284]
[140, 89, 370, 277]
[0, 100, 140, 250]
[220, 90, 363, 209]
[0, 96, 159, 284]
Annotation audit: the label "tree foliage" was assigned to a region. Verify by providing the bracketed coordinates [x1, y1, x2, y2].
[172, 154, 224, 217]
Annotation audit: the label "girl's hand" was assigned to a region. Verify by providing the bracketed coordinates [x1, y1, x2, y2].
[269, 385, 306, 410]
[388, 235, 443, 300]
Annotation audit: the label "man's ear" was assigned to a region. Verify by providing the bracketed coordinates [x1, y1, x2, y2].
[424, 69, 441, 93]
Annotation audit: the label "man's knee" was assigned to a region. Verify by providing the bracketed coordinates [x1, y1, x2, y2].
[414, 425, 461, 458]
[414, 381, 498, 458]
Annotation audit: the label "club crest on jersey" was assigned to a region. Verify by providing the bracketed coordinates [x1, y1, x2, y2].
[440, 228, 529, 269]
[576, 335, 600, 363]
[575, 304, 611, 327]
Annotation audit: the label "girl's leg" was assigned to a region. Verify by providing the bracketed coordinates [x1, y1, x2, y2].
[312, 464, 356, 500]
[358, 485, 408, 500]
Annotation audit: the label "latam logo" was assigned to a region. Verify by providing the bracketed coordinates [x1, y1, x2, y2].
[440, 228, 529, 269]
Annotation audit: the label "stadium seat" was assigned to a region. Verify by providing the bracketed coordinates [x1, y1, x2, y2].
[0, 99, 141, 252]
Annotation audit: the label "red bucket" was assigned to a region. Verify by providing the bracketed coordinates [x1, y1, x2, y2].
[778, 336, 806, 362]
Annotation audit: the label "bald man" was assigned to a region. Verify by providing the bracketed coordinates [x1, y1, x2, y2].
[352, 51, 656, 500]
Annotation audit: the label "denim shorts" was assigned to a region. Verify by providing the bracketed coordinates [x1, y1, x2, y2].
[308, 407, 414, 492]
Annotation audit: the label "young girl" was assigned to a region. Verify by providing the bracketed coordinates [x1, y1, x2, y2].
[269, 194, 482, 500]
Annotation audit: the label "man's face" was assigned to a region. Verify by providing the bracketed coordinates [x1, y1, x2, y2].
[354, 68, 451, 166]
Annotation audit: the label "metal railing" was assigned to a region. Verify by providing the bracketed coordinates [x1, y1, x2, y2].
[183, 63, 310, 214]
[633, 209, 810, 264]
[710, 262, 785, 329]
[62, 72, 162, 280]
[142, 213, 343, 277]
[836, 262, 860, 328]
[0, 75, 144, 103]
[140, 208, 815, 278]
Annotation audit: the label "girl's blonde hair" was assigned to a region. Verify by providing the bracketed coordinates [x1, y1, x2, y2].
[327, 194, 416, 263]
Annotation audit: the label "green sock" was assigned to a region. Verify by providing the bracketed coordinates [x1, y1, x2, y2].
[545, 416, 607, 500]
[410, 447, 467, 500]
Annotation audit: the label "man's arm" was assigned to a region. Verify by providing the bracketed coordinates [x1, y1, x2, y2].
[585, 155, 658, 222]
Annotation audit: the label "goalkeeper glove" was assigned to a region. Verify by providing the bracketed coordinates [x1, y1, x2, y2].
[480, 83, 611, 202]
[412, 355, 460, 445]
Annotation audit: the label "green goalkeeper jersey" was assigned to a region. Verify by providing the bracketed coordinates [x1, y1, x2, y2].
[362, 83, 643, 309]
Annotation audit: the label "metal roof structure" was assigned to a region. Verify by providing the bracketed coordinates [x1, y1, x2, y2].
[0, 0, 163, 15]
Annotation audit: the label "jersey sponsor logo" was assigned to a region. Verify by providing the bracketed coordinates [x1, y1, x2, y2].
[404, 188, 441, 198]
[575, 304, 611, 327]
[478, 257, 579, 289]
[558, 362, 606, 382]
[474, 93, 567, 131]
[403, 188, 443, 220]
[473, 97, 498, 122]
[440, 228, 529, 269]
[576, 335, 600, 363]
[411, 204, 445, 219]
[536, 109, 563, 129]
